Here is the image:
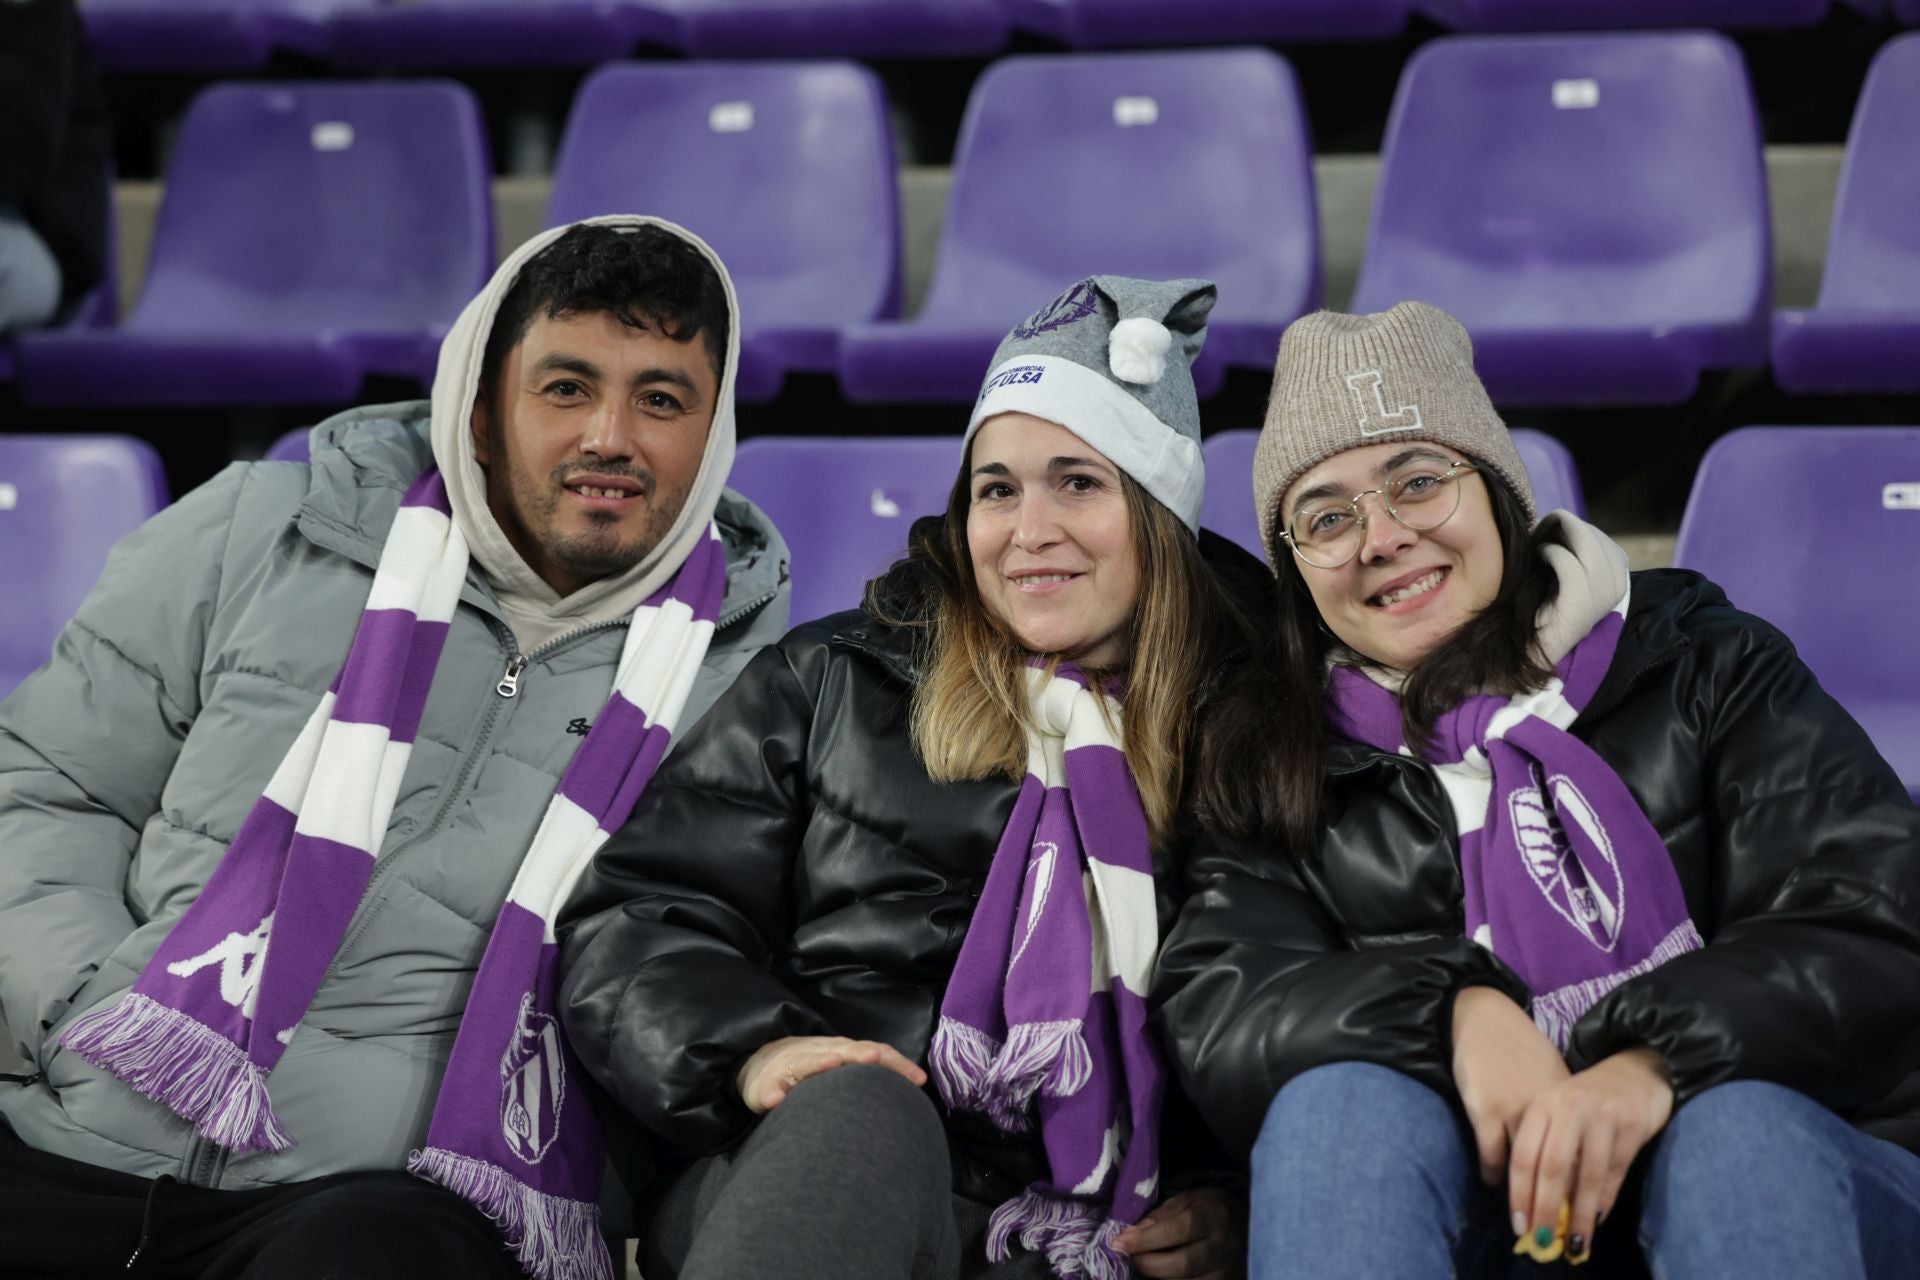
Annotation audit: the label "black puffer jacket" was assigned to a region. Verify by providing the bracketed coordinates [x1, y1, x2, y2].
[1156, 569, 1920, 1162]
[561, 532, 1267, 1204]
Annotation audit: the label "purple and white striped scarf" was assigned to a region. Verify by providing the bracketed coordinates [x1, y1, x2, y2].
[61, 468, 726, 1280]
[1324, 561, 1703, 1050]
[932, 663, 1165, 1280]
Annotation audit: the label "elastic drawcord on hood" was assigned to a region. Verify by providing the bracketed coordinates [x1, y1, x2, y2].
[428, 215, 742, 652]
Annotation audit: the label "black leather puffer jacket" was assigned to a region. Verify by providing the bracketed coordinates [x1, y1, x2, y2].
[1155, 569, 1920, 1162]
[560, 533, 1267, 1204]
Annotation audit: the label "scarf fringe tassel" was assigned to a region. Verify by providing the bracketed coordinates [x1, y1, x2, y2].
[930, 1017, 1001, 1112]
[1532, 920, 1706, 1049]
[986, 1188, 1130, 1280]
[981, 1019, 1092, 1124]
[59, 993, 291, 1154]
[409, 1147, 613, 1280]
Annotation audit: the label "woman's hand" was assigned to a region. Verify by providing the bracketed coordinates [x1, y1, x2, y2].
[735, 1036, 927, 1115]
[1451, 986, 1571, 1186]
[1508, 1047, 1673, 1264]
[1113, 1187, 1245, 1279]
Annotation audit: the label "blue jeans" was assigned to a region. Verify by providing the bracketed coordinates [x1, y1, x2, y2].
[1249, 1062, 1920, 1279]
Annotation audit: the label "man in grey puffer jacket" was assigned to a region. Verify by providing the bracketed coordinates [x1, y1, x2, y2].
[0, 218, 790, 1276]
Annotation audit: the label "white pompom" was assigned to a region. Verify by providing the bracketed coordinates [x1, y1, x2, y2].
[1108, 317, 1173, 386]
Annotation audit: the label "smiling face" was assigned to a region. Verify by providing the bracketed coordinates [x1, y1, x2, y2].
[472, 308, 718, 596]
[1281, 440, 1505, 672]
[966, 413, 1142, 667]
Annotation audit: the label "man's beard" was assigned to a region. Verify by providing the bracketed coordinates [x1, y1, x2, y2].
[544, 494, 687, 583]
[489, 453, 694, 590]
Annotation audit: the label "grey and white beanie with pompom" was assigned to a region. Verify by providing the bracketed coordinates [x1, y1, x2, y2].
[964, 275, 1216, 531]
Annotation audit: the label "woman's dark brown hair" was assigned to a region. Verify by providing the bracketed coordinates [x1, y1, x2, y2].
[1195, 461, 1564, 856]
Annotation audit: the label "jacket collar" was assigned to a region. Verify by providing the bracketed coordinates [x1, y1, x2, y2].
[287, 402, 789, 634]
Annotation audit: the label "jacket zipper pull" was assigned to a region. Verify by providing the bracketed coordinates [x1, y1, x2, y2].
[497, 655, 529, 698]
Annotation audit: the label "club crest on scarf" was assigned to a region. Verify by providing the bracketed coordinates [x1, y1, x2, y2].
[1510, 774, 1625, 952]
[501, 993, 567, 1164]
[931, 663, 1164, 1280]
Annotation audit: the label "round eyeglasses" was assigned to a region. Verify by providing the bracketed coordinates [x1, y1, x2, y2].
[1280, 459, 1479, 570]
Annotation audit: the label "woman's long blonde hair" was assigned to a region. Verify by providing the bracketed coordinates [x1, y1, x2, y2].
[867, 461, 1241, 849]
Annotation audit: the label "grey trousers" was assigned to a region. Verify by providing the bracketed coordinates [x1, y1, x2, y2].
[642, 1064, 1050, 1280]
[0, 206, 61, 333]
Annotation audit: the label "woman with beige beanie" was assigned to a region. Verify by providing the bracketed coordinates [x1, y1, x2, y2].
[1153, 301, 1920, 1279]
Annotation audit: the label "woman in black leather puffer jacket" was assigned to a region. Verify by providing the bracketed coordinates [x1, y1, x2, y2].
[1157, 302, 1920, 1280]
[559, 277, 1266, 1280]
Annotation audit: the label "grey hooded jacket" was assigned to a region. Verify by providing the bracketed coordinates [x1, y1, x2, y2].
[0, 406, 790, 1190]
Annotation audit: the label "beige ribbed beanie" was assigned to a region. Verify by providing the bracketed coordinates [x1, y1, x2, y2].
[1252, 301, 1534, 568]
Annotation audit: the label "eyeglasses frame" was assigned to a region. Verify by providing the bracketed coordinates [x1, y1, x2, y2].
[1279, 458, 1481, 570]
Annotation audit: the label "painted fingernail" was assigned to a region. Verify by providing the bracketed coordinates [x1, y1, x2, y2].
[1512, 1211, 1528, 1237]
[1569, 1237, 1592, 1267]
[1534, 1225, 1554, 1249]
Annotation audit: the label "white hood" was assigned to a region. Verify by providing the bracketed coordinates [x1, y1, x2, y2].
[428, 215, 741, 652]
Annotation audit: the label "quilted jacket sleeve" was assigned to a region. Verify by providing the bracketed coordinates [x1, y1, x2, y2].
[1154, 820, 1531, 1162]
[0, 463, 245, 1063]
[559, 635, 836, 1157]
[1567, 606, 1920, 1110]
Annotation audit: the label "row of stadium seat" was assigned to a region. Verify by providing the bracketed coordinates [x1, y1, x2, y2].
[4, 426, 1914, 801]
[75, 0, 1920, 73]
[7, 34, 1918, 411]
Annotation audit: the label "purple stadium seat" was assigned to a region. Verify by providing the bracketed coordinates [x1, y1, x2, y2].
[1674, 427, 1920, 803]
[1419, 0, 1827, 31]
[727, 436, 959, 625]
[18, 82, 492, 410]
[675, 0, 1007, 59]
[1772, 35, 1920, 394]
[1511, 428, 1587, 519]
[1198, 431, 1264, 558]
[80, 0, 367, 74]
[327, 0, 675, 71]
[1, 271, 117, 381]
[265, 428, 314, 463]
[1353, 33, 1770, 407]
[1200, 425, 1585, 560]
[549, 62, 900, 403]
[839, 49, 1320, 403]
[0, 435, 169, 701]
[1010, 0, 1408, 47]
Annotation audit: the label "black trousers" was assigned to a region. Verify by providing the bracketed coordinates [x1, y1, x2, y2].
[0, 1121, 527, 1279]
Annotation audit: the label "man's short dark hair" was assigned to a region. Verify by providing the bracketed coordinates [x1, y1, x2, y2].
[480, 223, 730, 401]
